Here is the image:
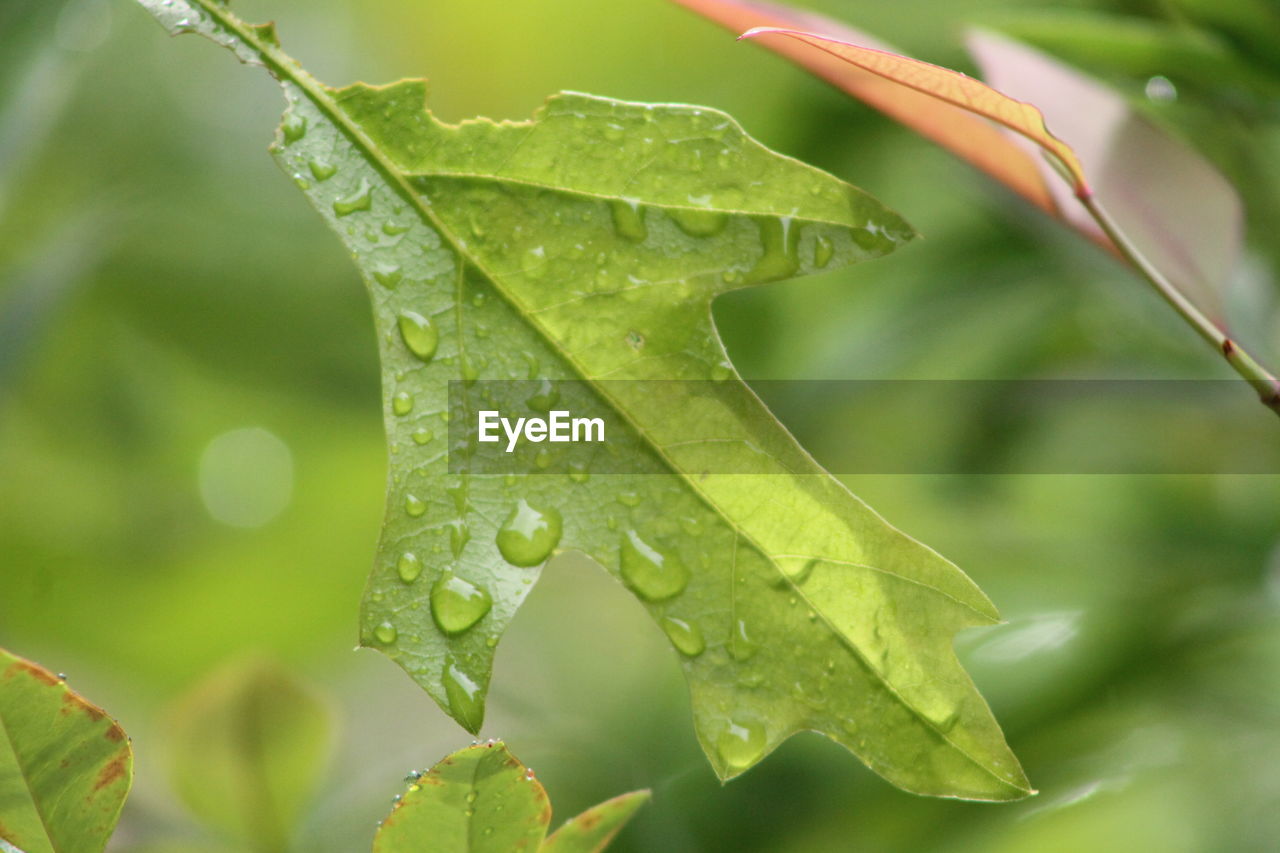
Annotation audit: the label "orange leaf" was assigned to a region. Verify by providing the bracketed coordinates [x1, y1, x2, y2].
[742, 26, 1093, 199]
[670, 0, 1066, 213]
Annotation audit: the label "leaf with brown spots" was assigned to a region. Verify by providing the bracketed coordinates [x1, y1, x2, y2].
[374, 742, 647, 853]
[0, 647, 133, 853]
[542, 791, 651, 853]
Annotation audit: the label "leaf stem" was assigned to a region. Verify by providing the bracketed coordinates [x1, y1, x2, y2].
[1079, 191, 1280, 417]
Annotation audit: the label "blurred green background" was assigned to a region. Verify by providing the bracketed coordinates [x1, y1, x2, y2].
[3, 0, 1280, 850]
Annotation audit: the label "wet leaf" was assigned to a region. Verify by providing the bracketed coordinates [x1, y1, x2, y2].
[541, 791, 651, 853]
[736, 26, 1089, 197]
[135, 0, 1031, 800]
[373, 742, 647, 853]
[0, 647, 132, 853]
[676, 0, 1246, 349]
[164, 658, 333, 852]
[670, 0, 1060, 214]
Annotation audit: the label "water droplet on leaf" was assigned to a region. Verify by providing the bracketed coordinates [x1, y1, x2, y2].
[397, 552, 422, 583]
[496, 499, 562, 566]
[281, 115, 307, 143]
[397, 311, 438, 361]
[431, 573, 492, 634]
[747, 217, 800, 282]
[620, 530, 689, 601]
[813, 235, 834, 268]
[609, 199, 647, 242]
[443, 659, 484, 733]
[717, 719, 766, 773]
[525, 379, 559, 412]
[374, 265, 403, 289]
[374, 621, 398, 645]
[661, 616, 705, 657]
[333, 181, 373, 217]
[308, 160, 337, 182]
[671, 207, 728, 238]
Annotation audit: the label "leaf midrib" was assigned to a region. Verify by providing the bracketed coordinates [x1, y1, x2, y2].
[192, 0, 1019, 793]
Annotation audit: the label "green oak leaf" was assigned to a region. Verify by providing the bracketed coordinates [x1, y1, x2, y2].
[136, 0, 1032, 800]
[373, 741, 648, 853]
[0, 648, 133, 853]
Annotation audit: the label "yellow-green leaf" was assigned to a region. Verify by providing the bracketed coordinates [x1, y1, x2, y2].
[134, 0, 1031, 800]
[374, 742, 646, 853]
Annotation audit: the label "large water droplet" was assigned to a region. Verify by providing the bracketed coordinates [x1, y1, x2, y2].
[431, 573, 492, 634]
[620, 530, 689, 601]
[281, 115, 307, 143]
[397, 311, 438, 362]
[412, 428, 433, 445]
[443, 659, 484, 733]
[496, 499, 562, 566]
[397, 552, 422, 583]
[717, 719, 766, 773]
[333, 181, 372, 217]
[374, 621, 398, 645]
[374, 265, 403, 289]
[308, 160, 337, 182]
[661, 616, 705, 657]
[404, 494, 426, 517]
[392, 391, 414, 416]
[671, 207, 729, 238]
[747, 217, 800, 282]
[609, 199, 647, 242]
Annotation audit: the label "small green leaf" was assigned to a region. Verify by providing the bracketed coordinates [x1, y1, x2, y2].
[541, 791, 651, 853]
[135, 0, 1031, 800]
[0, 647, 132, 853]
[374, 742, 646, 853]
[164, 658, 333, 852]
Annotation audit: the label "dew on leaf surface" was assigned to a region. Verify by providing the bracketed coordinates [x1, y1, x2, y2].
[431, 573, 492, 635]
[620, 530, 689, 601]
[496, 499, 562, 566]
[661, 616, 705, 657]
[397, 311, 438, 361]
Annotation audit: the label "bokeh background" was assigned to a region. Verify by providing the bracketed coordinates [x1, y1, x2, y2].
[3, 0, 1280, 850]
